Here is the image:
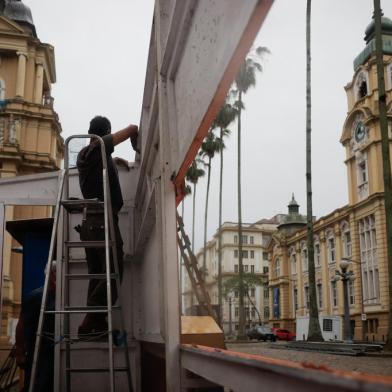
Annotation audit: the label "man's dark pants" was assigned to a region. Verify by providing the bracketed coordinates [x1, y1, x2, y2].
[81, 212, 124, 307]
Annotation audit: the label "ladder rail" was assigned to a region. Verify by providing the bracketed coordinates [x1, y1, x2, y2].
[176, 213, 217, 321]
[28, 169, 65, 392]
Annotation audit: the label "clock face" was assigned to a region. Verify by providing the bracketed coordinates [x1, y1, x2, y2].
[355, 122, 366, 143]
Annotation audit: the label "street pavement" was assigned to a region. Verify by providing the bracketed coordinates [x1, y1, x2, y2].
[226, 341, 392, 376]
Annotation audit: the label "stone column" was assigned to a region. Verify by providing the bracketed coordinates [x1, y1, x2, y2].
[33, 61, 44, 104]
[15, 51, 27, 98]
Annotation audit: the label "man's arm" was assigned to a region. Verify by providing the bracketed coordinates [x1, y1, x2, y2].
[112, 124, 139, 149]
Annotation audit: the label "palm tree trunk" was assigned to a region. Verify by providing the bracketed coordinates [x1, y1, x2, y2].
[246, 289, 262, 325]
[374, 0, 392, 349]
[192, 183, 196, 253]
[306, 0, 323, 342]
[203, 158, 212, 275]
[237, 91, 245, 339]
[218, 127, 224, 328]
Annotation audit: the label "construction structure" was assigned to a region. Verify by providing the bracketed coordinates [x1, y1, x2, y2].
[0, 0, 63, 358]
[267, 16, 392, 343]
[0, 1, 391, 391]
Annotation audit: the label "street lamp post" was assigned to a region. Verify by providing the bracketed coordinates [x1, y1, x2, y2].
[333, 259, 355, 343]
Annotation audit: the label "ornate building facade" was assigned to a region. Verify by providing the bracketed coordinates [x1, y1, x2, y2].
[267, 17, 392, 342]
[0, 0, 63, 349]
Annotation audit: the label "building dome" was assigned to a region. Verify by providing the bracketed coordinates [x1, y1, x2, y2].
[2, 0, 36, 36]
[364, 16, 392, 43]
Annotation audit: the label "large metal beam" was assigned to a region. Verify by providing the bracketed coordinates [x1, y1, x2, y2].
[181, 345, 392, 392]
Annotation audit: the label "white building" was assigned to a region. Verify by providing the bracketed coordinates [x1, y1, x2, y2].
[183, 217, 281, 336]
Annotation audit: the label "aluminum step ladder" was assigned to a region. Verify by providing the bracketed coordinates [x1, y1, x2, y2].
[29, 134, 133, 392]
[176, 213, 217, 320]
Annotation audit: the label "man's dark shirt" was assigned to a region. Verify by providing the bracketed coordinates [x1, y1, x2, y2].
[77, 134, 123, 213]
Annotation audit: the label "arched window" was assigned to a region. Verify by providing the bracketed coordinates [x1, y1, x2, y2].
[0, 79, 6, 101]
[274, 258, 280, 278]
[314, 236, 321, 267]
[355, 71, 369, 101]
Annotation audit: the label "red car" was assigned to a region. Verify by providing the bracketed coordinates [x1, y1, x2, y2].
[272, 328, 296, 341]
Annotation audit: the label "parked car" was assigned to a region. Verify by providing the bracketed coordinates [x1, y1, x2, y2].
[272, 328, 296, 341]
[247, 325, 276, 342]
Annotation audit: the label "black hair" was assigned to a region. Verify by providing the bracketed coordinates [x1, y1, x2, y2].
[88, 116, 111, 137]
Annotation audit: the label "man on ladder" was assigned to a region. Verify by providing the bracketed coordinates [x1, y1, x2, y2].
[76, 116, 138, 336]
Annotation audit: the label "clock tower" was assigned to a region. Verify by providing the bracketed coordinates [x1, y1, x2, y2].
[341, 16, 392, 206]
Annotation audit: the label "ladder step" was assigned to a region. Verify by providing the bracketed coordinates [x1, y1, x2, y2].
[65, 273, 118, 280]
[61, 198, 104, 213]
[65, 241, 115, 248]
[67, 367, 128, 373]
[45, 305, 120, 314]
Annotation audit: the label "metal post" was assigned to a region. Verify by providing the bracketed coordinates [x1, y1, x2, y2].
[342, 270, 351, 342]
[0, 203, 5, 337]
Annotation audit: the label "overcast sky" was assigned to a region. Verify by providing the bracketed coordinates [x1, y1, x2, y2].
[24, 0, 392, 252]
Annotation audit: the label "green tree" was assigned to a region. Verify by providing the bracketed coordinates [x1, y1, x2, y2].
[224, 273, 265, 326]
[186, 160, 205, 253]
[232, 46, 268, 338]
[213, 102, 237, 326]
[200, 131, 224, 274]
[305, 0, 323, 342]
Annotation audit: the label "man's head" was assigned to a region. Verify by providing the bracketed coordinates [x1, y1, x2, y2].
[88, 116, 111, 137]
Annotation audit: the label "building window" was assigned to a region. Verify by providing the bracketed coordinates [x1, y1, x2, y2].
[244, 265, 249, 272]
[348, 280, 355, 305]
[251, 265, 255, 273]
[359, 215, 379, 303]
[304, 286, 310, 309]
[250, 250, 255, 259]
[235, 324, 239, 331]
[264, 306, 270, 319]
[293, 288, 298, 312]
[291, 253, 297, 274]
[263, 266, 269, 274]
[355, 70, 368, 100]
[235, 307, 239, 318]
[341, 222, 352, 258]
[0, 79, 5, 101]
[314, 243, 321, 267]
[234, 250, 238, 258]
[263, 286, 269, 299]
[251, 288, 255, 297]
[387, 63, 392, 90]
[242, 235, 248, 244]
[234, 235, 238, 244]
[323, 318, 333, 332]
[357, 156, 369, 200]
[234, 264, 239, 273]
[302, 246, 308, 272]
[317, 283, 323, 308]
[274, 258, 280, 278]
[250, 236, 254, 244]
[242, 250, 248, 259]
[262, 252, 269, 261]
[366, 319, 379, 334]
[331, 280, 338, 307]
[251, 308, 256, 318]
[234, 290, 239, 298]
[327, 234, 336, 263]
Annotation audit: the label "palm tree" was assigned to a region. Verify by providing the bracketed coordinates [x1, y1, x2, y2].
[233, 46, 268, 338]
[186, 160, 205, 252]
[305, 0, 323, 342]
[213, 102, 237, 327]
[200, 131, 223, 275]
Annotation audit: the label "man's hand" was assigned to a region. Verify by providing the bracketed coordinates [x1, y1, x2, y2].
[130, 128, 139, 153]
